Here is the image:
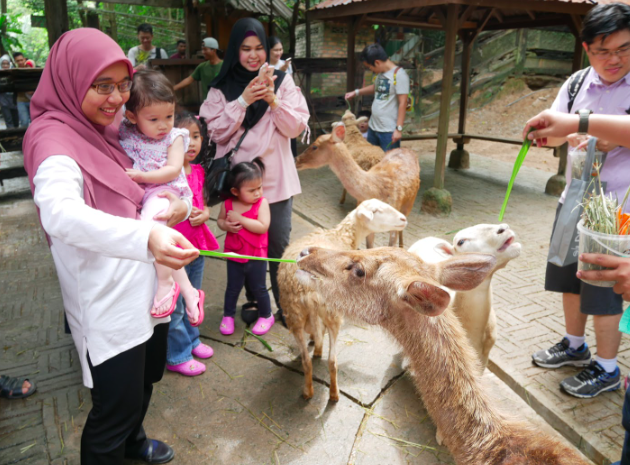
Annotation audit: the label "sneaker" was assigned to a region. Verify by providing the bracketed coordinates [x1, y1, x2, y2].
[531, 337, 591, 369]
[560, 361, 621, 398]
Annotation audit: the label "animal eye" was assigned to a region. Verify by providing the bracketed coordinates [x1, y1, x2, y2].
[353, 267, 365, 278]
[312, 146, 318, 151]
[345, 263, 353, 271]
[457, 239, 466, 246]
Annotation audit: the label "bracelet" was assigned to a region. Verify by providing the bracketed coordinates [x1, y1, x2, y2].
[270, 97, 280, 110]
[355, 88, 360, 97]
[237, 95, 250, 109]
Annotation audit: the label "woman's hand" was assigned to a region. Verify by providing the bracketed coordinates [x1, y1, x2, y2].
[153, 191, 188, 227]
[262, 85, 277, 105]
[148, 224, 199, 269]
[280, 61, 290, 72]
[258, 63, 275, 87]
[241, 77, 269, 105]
[344, 91, 355, 101]
[577, 254, 630, 301]
[189, 206, 210, 227]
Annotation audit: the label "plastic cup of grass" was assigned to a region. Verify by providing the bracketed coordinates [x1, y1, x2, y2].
[577, 219, 630, 287]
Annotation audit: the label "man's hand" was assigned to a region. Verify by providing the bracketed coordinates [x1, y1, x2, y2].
[567, 133, 588, 148]
[577, 253, 630, 301]
[523, 109, 579, 147]
[575, 136, 619, 153]
[344, 91, 355, 101]
[392, 129, 402, 143]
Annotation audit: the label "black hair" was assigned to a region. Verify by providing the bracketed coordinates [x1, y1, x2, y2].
[581, 3, 630, 45]
[12, 52, 24, 59]
[137, 23, 153, 34]
[175, 110, 209, 166]
[126, 69, 175, 114]
[177, 39, 186, 46]
[358, 110, 371, 119]
[226, 158, 265, 197]
[360, 43, 389, 66]
[268, 36, 282, 49]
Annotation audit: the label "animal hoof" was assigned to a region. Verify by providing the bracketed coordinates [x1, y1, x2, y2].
[329, 392, 340, 402]
[435, 429, 444, 446]
[313, 350, 323, 358]
[303, 388, 314, 400]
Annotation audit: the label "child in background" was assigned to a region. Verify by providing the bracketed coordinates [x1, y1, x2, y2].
[358, 110, 371, 140]
[120, 69, 204, 325]
[217, 159, 273, 336]
[166, 112, 220, 376]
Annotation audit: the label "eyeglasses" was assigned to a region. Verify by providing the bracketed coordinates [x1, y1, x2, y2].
[90, 80, 133, 95]
[589, 46, 630, 60]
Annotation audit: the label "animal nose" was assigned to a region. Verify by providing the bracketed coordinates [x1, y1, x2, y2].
[497, 224, 509, 235]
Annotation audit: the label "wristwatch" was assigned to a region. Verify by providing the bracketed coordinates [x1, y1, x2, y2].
[396, 125, 403, 132]
[576, 108, 592, 135]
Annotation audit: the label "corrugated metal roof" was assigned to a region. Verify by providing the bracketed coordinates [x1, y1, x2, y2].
[229, 0, 293, 20]
[313, 0, 629, 10]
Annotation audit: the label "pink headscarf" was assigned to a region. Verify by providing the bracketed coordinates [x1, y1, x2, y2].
[23, 28, 144, 223]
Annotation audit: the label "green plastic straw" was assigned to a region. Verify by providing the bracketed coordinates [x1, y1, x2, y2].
[498, 129, 533, 221]
[198, 249, 297, 263]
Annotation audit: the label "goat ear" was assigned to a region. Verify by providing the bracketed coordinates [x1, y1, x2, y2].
[435, 242, 454, 257]
[357, 208, 374, 222]
[437, 253, 496, 291]
[331, 122, 346, 143]
[406, 281, 451, 316]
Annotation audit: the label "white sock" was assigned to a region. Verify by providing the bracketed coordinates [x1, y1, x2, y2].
[565, 334, 586, 350]
[596, 356, 618, 374]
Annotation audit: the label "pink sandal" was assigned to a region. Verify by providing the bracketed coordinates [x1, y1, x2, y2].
[252, 315, 275, 336]
[151, 282, 180, 318]
[166, 360, 206, 377]
[190, 290, 205, 327]
[220, 316, 235, 335]
[191, 343, 213, 359]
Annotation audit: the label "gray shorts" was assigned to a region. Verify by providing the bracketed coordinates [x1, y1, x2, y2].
[544, 203, 623, 316]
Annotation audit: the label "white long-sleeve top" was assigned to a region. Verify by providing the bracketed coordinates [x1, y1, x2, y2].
[33, 155, 162, 388]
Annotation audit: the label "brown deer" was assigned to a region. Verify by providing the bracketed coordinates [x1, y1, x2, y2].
[296, 122, 419, 248]
[279, 199, 407, 401]
[295, 246, 591, 465]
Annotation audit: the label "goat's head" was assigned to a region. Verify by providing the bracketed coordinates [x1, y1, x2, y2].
[295, 247, 496, 323]
[356, 199, 407, 234]
[296, 123, 346, 171]
[341, 110, 368, 127]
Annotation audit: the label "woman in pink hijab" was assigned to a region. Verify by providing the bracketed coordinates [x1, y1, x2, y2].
[23, 29, 196, 464]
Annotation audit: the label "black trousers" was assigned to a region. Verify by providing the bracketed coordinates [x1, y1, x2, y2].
[80, 323, 169, 465]
[245, 198, 293, 311]
[224, 259, 272, 318]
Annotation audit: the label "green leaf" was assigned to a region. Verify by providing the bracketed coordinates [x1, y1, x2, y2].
[244, 329, 273, 352]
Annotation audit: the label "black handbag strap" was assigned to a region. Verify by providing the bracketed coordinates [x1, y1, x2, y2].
[227, 128, 249, 160]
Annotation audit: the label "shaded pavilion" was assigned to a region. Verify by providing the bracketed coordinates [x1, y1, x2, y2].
[309, 0, 602, 215]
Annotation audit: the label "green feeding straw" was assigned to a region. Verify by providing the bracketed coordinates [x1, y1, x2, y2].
[498, 128, 534, 221]
[198, 249, 297, 263]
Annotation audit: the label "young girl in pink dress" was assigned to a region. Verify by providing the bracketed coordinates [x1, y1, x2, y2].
[120, 69, 204, 325]
[166, 112, 220, 376]
[217, 158, 273, 336]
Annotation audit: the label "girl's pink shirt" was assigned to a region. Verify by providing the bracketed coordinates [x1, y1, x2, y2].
[200, 74, 309, 204]
[173, 164, 220, 251]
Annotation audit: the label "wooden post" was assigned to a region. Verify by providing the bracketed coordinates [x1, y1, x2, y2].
[448, 30, 473, 170]
[434, 4, 458, 188]
[104, 3, 118, 42]
[0, 0, 7, 56]
[44, 0, 69, 48]
[572, 33, 584, 73]
[346, 16, 357, 93]
[304, 0, 312, 116]
[421, 3, 457, 216]
[185, 0, 201, 59]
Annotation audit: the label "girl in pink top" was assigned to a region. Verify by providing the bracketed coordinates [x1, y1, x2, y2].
[120, 69, 205, 326]
[217, 158, 273, 336]
[201, 17, 309, 327]
[165, 112, 220, 377]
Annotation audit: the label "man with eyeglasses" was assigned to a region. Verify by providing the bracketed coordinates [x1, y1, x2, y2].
[531, 3, 630, 399]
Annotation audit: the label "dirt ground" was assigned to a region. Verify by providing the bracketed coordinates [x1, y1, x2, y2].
[407, 78, 563, 174]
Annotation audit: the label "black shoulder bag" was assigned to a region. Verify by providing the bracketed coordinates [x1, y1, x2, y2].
[205, 128, 249, 206]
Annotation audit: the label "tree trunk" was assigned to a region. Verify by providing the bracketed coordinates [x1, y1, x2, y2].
[0, 0, 7, 56]
[288, 0, 300, 57]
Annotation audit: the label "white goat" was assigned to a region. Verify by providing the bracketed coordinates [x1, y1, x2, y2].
[408, 224, 521, 373]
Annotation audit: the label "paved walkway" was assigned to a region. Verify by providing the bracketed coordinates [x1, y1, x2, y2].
[0, 146, 621, 464]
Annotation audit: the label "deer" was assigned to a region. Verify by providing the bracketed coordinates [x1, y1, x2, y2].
[278, 199, 407, 402]
[337, 110, 385, 205]
[294, 246, 592, 465]
[296, 122, 419, 249]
